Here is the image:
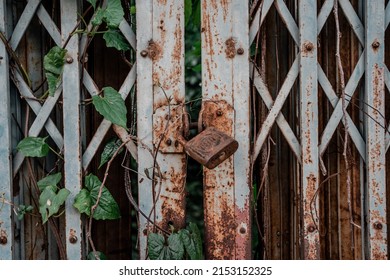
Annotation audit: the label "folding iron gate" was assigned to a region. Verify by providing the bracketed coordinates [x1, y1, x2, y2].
[0, 0, 389, 260]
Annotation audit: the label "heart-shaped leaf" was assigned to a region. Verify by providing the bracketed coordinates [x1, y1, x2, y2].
[105, 0, 124, 28]
[99, 138, 123, 169]
[73, 174, 120, 220]
[179, 222, 203, 260]
[148, 233, 184, 260]
[92, 87, 127, 128]
[39, 187, 70, 223]
[17, 136, 50, 158]
[103, 29, 130, 51]
[37, 173, 62, 191]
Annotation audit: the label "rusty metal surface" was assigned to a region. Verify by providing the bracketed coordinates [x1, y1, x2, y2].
[182, 127, 238, 169]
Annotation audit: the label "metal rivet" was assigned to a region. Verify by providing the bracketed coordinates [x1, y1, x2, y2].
[373, 222, 383, 230]
[66, 57, 73, 64]
[0, 236, 7, 245]
[166, 139, 172, 146]
[305, 42, 314, 51]
[216, 110, 223, 116]
[239, 227, 246, 234]
[143, 229, 148, 236]
[140, 50, 149, 57]
[372, 41, 380, 49]
[69, 235, 77, 244]
[276, 231, 281, 236]
[237, 48, 244, 55]
[307, 224, 316, 233]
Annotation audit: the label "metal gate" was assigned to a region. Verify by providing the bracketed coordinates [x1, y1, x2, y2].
[0, 0, 389, 260]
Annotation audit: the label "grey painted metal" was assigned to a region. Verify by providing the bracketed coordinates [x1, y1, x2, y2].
[61, 0, 83, 260]
[386, 2, 390, 29]
[0, 0, 13, 260]
[249, 0, 273, 45]
[318, 0, 334, 34]
[36, 4, 61, 47]
[8, 0, 41, 50]
[81, 66, 136, 171]
[339, 0, 364, 46]
[299, 0, 320, 259]
[274, 0, 298, 46]
[119, 20, 136, 51]
[232, 0, 251, 259]
[254, 59, 299, 160]
[364, 0, 387, 260]
[318, 66, 366, 161]
[251, 63, 302, 162]
[136, 0, 154, 260]
[319, 54, 366, 160]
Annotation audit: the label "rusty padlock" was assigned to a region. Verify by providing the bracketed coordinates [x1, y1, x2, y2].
[177, 126, 239, 169]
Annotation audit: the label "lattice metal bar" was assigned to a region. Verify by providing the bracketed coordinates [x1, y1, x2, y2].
[81, 66, 137, 171]
[36, 4, 61, 46]
[319, 54, 365, 159]
[136, 0, 154, 260]
[232, 0, 251, 259]
[254, 58, 299, 159]
[339, 0, 364, 46]
[12, 74, 64, 176]
[119, 20, 136, 51]
[385, 1, 390, 29]
[0, 0, 13, 260]
[274, 0, 299, 45]
[318, 66, 366, 161]
[385, 67, 390, 151]
[8, 0, 41, 49]
[364, 0, 387, 260]
[61, 0, 82, 260]
[249, 0, 273, 45]
[299, 0, 320, 260]
[251, 63, 302, 162]
[318, 0, 334, 34]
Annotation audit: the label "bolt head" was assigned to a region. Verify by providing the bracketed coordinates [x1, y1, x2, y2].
[66, 57, 74, 64]
[140, 50, 149, 57]
[237, 48, 244, 55]
[307, 224, 316, 233]
[216, 110, 223, 117]
[372, 41, 380, 48]
[0, 236, 7, 245]
[304, 42, 314, 51]
[166, 139, 172, 146]
[373, 222, 383, 230]
[239, 227, 246, 234]
[69, 235, 78, 244]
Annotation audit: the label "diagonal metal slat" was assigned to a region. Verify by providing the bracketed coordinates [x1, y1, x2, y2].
[253, 58, 299, 159]
[385, 66, 390, 151]
[251, 63, 302, 162]
[274, 0, 299, 45]
[249, 0, 274, 45]
[318, 66, 366, 161]
[36, 4, 61, 46]
[81, 65, 137, 171]
[338, 0, 364, 46]
[319, 53, 365, 159]
[119, 19, 136, 50]
[8, 0, 41, 50]
[318, 0, 334, 34]
[386, 1, 390, 29]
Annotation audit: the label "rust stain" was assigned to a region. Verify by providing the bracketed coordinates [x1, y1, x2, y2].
[225, 38, 236, 59]
[301, 40, 315, 57]
[147, 40, 162, 61]
[157, 0, 167, 5]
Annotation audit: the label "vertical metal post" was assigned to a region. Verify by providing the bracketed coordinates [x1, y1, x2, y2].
[232, 0, 251, 259]
[136, 0, 187, 259]
[201, 0, 251, 259]
[0, 0, 13, 260]
[61, 0, 83, 259]
[299, 0, 320, 259]
[136, 0, 153, 260]
[364, 0, 387, 260]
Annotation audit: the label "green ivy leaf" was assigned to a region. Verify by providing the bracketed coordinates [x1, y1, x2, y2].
[179, 222, 203, 260]
[17, 136, 50, 158]
[87, 251, 108, 260]
[44, 46, 67, 75]
[44, 46, 66, 96]
[16, 205, 34, 221]
[37, 173, 62, 192]
[130, 5, 136, 15]
[99, 138, 123, 169]
[105, 0, 124, 28]
[91, 7, 106, 26]
[185, 0, 192, 27]
[92, 87, 127, 128]
[39, 187, 70, 224]
[87, 0, 98, 9]
[148, 233, 185, 260]
[73, 174, 120, 220]
[103, 29, 130, 51]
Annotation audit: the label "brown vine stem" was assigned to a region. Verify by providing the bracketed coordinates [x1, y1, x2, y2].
[334, 1, 355, 252]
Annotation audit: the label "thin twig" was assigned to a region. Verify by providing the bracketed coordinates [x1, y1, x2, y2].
[334, 1, 354, 252]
